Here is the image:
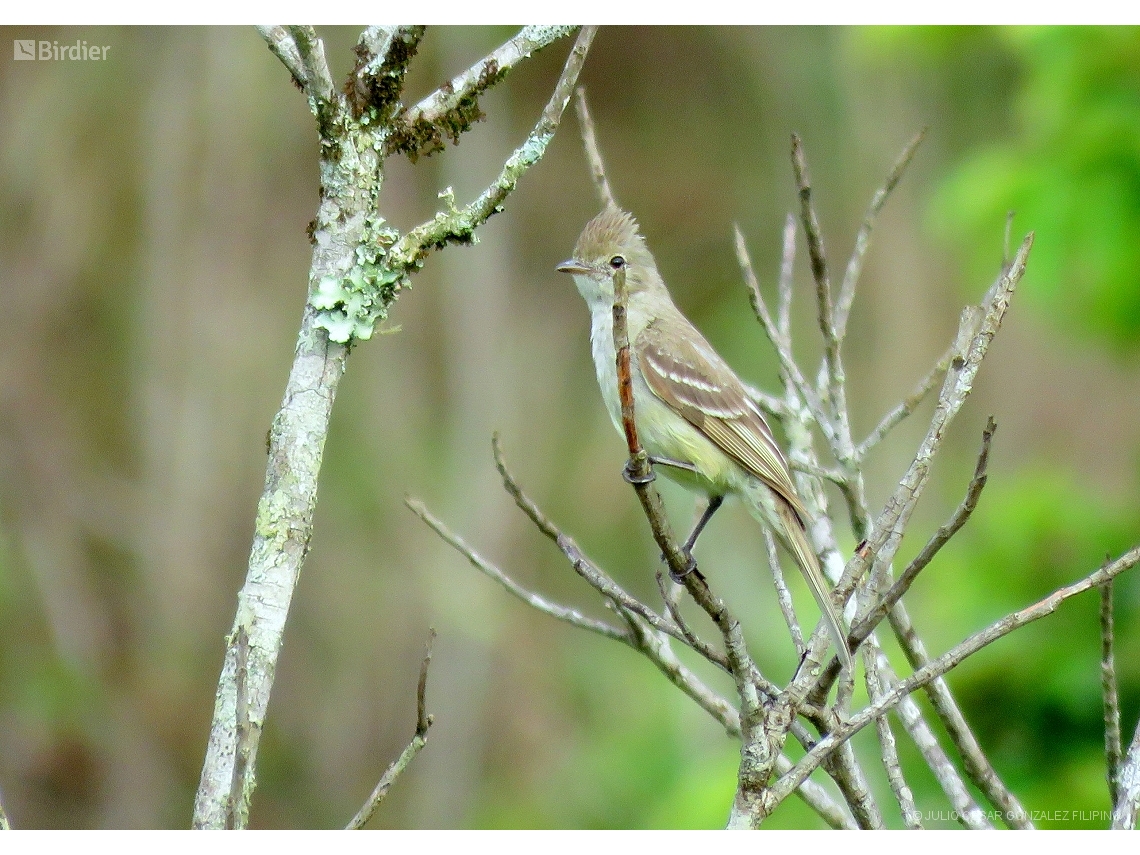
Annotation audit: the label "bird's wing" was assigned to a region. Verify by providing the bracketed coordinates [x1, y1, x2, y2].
[636, 315, 808, 521]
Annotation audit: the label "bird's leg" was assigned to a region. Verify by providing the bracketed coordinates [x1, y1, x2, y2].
[663, 495, 724, 583]
[648, 455, 700, 475]
[683, 494, 724, 554]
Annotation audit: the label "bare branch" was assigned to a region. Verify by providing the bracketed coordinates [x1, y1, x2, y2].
[847, 233, 1033, 603]
[389, 27, 596, 267]
[852, 418, 996, 649]
[856, 342, 956, 458]
[735, 224, 837, 442]
[226, 627, 252, 829]
[406, 498, 628, 643]
[257, 26, 308, 91]
[347, 629, 436, 829]
[864, 648, 922, 828]
[871, 649, 993, 829]
[836, 129, 927, 337]
[790, 134, 843, 414]
[766, 543, 1140, 815]
[285, 26, 335, 103]
[390, 25, 578, 159]
[764, 529, 805, 655]
[347, 26, 425, 120]
[1102, 578, 1122, 809]
[777, 213, 796, 339]
[573, 87, 618, 208]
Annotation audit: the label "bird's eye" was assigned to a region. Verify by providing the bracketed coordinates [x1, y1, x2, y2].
[609, 255, 626, 270]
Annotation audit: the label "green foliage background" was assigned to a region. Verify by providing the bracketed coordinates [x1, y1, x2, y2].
[0, 25, 1138, 829]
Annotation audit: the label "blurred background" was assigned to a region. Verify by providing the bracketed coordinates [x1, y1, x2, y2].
[0, 25, 1138, 829]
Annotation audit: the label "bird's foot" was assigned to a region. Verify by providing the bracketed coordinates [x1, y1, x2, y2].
[622, 460, 656, 485]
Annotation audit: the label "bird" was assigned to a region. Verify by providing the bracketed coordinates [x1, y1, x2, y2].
[557, 205, 852, 670]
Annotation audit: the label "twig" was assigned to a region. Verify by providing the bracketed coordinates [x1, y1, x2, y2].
[285, 26, 335, 103]
[389, 26, 596, 268]
[491, 436, 729, 666]
[347, 630, 436, 829]
[762, 543, 1140, 817]
[790, 134, 842, 415]
[1102, 577, 1122, 808]
[844, 234, 1033, 616]
[257, 26, 308, 91]
[856, 343, 956, 459]
[654, 571, 726, 667]
[777, 213, 796, 339]
[406, 498, 628, 643]
[735, 224, 837, 442]
[836, 129, 927, 337]
[764, 529, 805, 655]
[393, 25, 577, 157]
[872, 649, 993, 828]
[864, 647, 922, 828]
[891, 603, 1032, 828]
[574, 88, 618, 208]
[851, 418, 996, 649]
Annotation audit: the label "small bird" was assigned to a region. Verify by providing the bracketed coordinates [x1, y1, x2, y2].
[557, 205, 852, 670]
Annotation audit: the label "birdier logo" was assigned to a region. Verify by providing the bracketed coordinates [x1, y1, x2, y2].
[13, 39, 110, 60]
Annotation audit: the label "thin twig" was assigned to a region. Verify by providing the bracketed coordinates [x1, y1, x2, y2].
[856, 342, 956, 459]
[1102, 577, 1122, 809]
[872, 649, 993, 828]
[257, 26, 308, 91]
[396, 26, 577, 147]
[655, 571, 725, 667]
[864, 647, 922, 828]
[790, 134, 842, 414]
[491, 436, 729, 666]
[574, 87, 617, 208]
[836, 129, 927, 338]
[841, 234, 1033, 625]
[389, 26, 596, 269]
[764, 529, 805, 655]
[406, 498, 629, 643]
[735, 224, 836, 442]
[777, 213, 796, 340]
[285, 25, 335, 103]
[852, 418, 996, 649]
[347, 629, 436, 829]
[763, 543, 1140, 816]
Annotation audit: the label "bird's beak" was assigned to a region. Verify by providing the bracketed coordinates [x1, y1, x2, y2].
[556, 259, 589, 275]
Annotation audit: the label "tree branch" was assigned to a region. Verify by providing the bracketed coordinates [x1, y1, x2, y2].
[347, 629, 436, 829]
[389, 25, 578, 159]
[388, 26, 596, 267]
[836, 129, 926, 338]
[765, 544, 1140, 816]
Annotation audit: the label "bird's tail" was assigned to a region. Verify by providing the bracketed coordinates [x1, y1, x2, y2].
[774, 500, 853, 671]
[744, 484, 852, 670]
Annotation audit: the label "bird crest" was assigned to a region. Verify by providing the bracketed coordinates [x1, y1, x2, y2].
[574, 205, 653, 268]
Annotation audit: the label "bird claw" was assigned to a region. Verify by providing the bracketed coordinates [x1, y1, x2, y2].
[665, 550, 698, 582]
[622, 460, 656, 485]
